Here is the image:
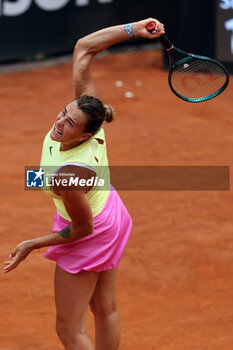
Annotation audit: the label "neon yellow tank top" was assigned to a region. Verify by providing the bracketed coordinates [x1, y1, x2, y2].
[40, 126, 110, 220]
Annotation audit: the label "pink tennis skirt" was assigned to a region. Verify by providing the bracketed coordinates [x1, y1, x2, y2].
[44, 188, 132, 274]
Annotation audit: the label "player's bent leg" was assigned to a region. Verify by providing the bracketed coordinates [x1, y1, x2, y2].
[54, 265, 98, 350]
[89, 268, 120, 350]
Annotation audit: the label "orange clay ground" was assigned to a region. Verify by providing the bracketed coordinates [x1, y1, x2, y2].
[1, 49, 233, 349]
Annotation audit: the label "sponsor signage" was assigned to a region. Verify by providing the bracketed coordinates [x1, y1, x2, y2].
[0, 0, 113, 17]
[217, 0, 233, 61]
[0, 0, 115, 62]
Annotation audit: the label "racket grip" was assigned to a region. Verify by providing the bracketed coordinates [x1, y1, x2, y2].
[146, 22, 173, 50]
[156, 35, 173, 51]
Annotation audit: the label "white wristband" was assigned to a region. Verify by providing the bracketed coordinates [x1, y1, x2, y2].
[123, 23, 134, 38]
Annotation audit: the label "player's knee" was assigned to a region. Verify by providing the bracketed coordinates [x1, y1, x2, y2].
[56, 318, 69, 344]
[56, 317, 85, 348]
[90, 297, 118, 317]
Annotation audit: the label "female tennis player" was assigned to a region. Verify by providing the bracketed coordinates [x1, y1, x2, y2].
[4, 18, 165, 350]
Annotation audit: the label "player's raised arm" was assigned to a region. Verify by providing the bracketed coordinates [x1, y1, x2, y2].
[72, 18, 165, 99]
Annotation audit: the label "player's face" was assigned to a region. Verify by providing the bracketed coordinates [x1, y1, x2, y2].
[50, 101, 92, 151]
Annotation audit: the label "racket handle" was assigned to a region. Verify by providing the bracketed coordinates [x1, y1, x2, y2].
[156, 35, 173, 51]
[146, 22, 173, 50]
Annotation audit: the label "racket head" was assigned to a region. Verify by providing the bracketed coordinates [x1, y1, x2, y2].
[145, 22, 229, 102]
[168, 52, 229, 103]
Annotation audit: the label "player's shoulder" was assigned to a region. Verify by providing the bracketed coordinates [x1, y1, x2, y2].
[52, 164, 96, 193]
[93, 126, 105, 143]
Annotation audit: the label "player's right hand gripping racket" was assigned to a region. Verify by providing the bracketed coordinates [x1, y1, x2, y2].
[146, 22, 229, 103]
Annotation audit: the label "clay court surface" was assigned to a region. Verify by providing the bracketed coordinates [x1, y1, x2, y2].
[1, 49, 233, 349]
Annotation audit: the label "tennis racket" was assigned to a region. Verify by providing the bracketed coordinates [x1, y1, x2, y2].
[146, 22, 229, 103]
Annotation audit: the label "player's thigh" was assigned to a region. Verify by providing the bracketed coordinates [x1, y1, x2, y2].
[55, 265, 98, 325]
[90, 268, 118, 314]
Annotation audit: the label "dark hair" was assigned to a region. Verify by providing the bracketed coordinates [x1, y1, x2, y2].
[76, 95, 114, 135]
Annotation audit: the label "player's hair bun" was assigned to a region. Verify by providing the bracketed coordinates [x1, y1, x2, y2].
[104, 104, 114, 123]
[77, 95, 115, 135]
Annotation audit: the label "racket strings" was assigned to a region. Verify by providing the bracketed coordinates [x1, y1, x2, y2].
[171, 59, 227, 99]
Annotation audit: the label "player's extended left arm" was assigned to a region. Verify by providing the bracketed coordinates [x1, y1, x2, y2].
[4, 189, 93, 273]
